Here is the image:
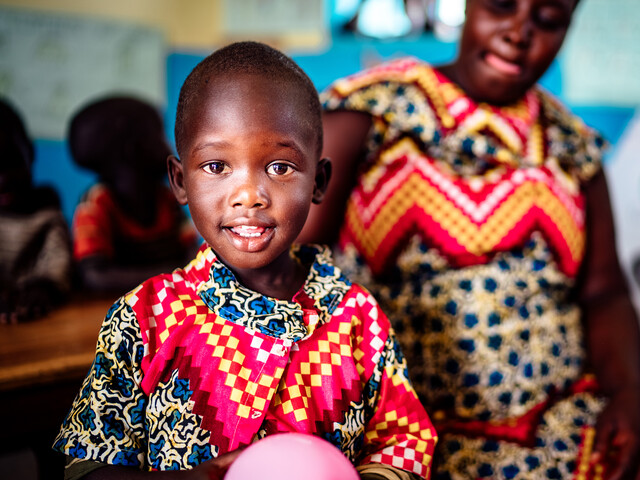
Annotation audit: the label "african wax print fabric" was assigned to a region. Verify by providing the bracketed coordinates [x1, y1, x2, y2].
[72, 183, 196, 265]
[322, 58, 608, 479]
[53, 244, 437, 478]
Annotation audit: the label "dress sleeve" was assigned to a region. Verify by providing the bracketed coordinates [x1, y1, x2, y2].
[356, 296, 438, 480]
[53, 297, 149, 469]
[321, 58, 441, 161]
[538, 88, 607, 183]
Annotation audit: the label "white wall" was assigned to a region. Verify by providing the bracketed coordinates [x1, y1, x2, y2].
[606, 111, 640, 316]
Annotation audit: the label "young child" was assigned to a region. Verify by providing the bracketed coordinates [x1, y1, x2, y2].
[0, 98, 72, 323]
[69, 96, 198, 293]
[53, 41, 437, 480]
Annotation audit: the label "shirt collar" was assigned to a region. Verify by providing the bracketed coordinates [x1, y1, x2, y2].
[196, 244, 351, 342]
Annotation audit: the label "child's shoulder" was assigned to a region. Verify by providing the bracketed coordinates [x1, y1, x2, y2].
[31, 185, 61, 210]
[126, 247, 212, 307]
[301, 244, 392, 332]
[334, 282, 391, 329]
[8, 185, 63, 215]
[77, 183, 112, 207]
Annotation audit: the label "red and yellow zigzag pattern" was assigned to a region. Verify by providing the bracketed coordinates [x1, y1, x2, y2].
[339, 139, 586, 277]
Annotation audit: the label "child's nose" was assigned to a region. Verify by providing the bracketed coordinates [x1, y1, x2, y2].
[229, 177, 270, 209]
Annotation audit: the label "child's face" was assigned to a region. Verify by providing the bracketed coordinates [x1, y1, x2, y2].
[169, 73, 328, 277]
[451, 0, 574, 104]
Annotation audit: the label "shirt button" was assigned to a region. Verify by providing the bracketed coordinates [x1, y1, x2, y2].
[273, 344, 287, 356]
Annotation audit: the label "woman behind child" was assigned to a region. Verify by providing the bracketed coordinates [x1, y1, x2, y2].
[0, 98, 72, 323]
[69, 96, 198, 293]
[300, 0, 640, 478]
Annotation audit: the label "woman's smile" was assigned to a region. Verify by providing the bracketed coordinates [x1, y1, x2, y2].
[484, 52, 522, 76]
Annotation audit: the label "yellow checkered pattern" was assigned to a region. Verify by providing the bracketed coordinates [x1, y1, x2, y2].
[273, 319, 354, 423]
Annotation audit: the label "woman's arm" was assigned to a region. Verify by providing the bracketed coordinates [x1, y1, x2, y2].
[298, 110, 372, 245]
[578, 170, 640, 479]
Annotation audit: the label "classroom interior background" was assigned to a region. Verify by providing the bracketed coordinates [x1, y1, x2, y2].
[1, 0, 639, 312]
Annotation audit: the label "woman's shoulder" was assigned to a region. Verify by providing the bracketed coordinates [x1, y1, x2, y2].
[535, 86, 607, 180]
[535, 86, 602, 138]
[323, 57, 434, 96]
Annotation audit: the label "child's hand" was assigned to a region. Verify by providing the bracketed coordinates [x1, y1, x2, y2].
[591, 387, 640, 480]
[185, 448, 244, 480]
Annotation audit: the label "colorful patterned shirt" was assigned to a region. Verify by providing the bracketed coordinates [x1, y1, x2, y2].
[53, 244, 437, 478]
[322, 58, 607, 479]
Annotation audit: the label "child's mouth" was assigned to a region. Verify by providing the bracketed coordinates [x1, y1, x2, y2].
[230, 225, 267, 238]
[225, 224, 275, 253]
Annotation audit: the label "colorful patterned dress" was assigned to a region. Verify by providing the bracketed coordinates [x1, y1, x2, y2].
[53, 244, 437, 478]
[321, 58, 607, 480]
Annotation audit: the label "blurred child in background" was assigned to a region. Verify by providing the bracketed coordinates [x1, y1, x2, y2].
[0, 98, 72, 323]
[68, 96, 198, 293]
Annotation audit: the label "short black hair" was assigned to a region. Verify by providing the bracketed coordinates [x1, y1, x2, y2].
[68, 96, 166, 174]
[175, 41, 322, 158]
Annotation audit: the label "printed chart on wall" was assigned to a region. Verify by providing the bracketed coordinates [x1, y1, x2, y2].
[562, 0, 640, 105]
[0, 7, 165, 139]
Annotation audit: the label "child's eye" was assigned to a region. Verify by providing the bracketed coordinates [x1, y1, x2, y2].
[202, 161, 230, 175]
[266, 162, 295, 176]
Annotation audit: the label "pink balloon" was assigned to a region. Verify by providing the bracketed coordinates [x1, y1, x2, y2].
[225, 433, 359, 480]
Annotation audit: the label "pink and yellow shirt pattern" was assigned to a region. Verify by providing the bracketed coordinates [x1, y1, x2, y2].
[53, 244, 436, 477]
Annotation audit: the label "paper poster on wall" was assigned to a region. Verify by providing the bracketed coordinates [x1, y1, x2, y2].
[562, 0, 640, 106]
[0, 7, 165, 139]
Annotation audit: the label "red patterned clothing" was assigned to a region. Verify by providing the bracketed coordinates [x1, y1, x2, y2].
[53, 244, 437, 477]
[322, 59, 607, 479]
[72, 183, 196, 265]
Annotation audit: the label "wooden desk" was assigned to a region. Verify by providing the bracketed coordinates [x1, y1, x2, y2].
[0, 297, 114, 478]
[0, 297, 113, 392]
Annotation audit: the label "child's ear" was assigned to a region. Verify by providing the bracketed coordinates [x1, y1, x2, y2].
[167, 155, 188, 205]
[312, 157, 332, 204]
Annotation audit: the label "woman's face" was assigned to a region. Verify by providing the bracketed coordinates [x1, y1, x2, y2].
[443, 0, 575, 105]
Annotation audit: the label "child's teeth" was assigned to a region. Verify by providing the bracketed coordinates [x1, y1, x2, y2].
[233, 226, 264, 237]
